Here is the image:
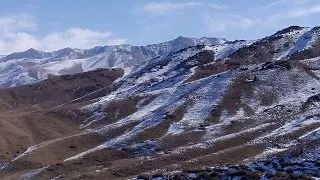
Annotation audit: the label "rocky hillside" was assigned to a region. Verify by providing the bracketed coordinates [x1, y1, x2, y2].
[0, 26, 319, 179]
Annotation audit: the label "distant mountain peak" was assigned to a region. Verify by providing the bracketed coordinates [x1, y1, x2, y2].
[60, 47, 73, 51]
[22, 48, 42, 54]
[273, 25, 308, 36]
[0, 36, 227, 64]
[175, 35, 187, 39]
[0, 48, 43, 62]
[26, 48, 38, 51]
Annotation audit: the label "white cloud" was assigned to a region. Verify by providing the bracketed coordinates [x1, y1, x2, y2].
[42, 28, 113, 50]
[0, 14, 126, 54]
[265, 4, 320, 25]
[206, 2, 320, 32]
[204, 14, 254, 32]
[262, 0, 288, 9]
[209, 4, 225, 10]
[0, 14, 37, 33]
[286, 4, 320, 18]
[262, 0, 313, 10]
[106, 38, 128, 45]
[0, 32, 40, 54]
[142, 1, 223, 15]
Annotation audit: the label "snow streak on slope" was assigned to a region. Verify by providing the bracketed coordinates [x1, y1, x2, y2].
[211, 40, 251, 60]
[274, 27, 310, 60]
[19, 166, 49, 180]
[180, 71, 232, 127]
[287, 28, 314, 56]
[64, 46, 235, 160]
[271, 26, 320, 61]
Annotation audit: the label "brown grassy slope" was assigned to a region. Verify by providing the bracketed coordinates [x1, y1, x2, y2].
[0, 68, 123, 111]
[0, 68, 123, 163]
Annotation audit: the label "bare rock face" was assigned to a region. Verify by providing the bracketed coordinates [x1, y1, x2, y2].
[0, 26, 320, 179]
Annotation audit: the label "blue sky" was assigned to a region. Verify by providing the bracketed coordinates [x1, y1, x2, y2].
[1, 0, 320, 54]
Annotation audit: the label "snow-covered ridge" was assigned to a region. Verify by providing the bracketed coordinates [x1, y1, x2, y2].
[1, 25, 320, 88]
[0, 36, 226, 88]
[0, 36, 226, 63]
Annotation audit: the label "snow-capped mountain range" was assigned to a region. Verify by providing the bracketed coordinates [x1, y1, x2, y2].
[0, 26, 320, 179]
[0, 36, 227, 88]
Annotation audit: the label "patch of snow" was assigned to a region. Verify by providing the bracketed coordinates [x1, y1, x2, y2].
[254, 148, 288, 160]
[212, 40, 251, 60]
[274, 27, 310, 60]
[287, 28, 315, 57]
[19, 166, 48, 180]
[166, 122, 184, 135]
[130, 140, 159, 156]
[258, 110, 320, 139]
[299, 127, 320, 141]
[180, 71, 233, 127]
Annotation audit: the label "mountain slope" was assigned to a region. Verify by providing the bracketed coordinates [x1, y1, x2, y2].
[0, 26, 319, 179]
